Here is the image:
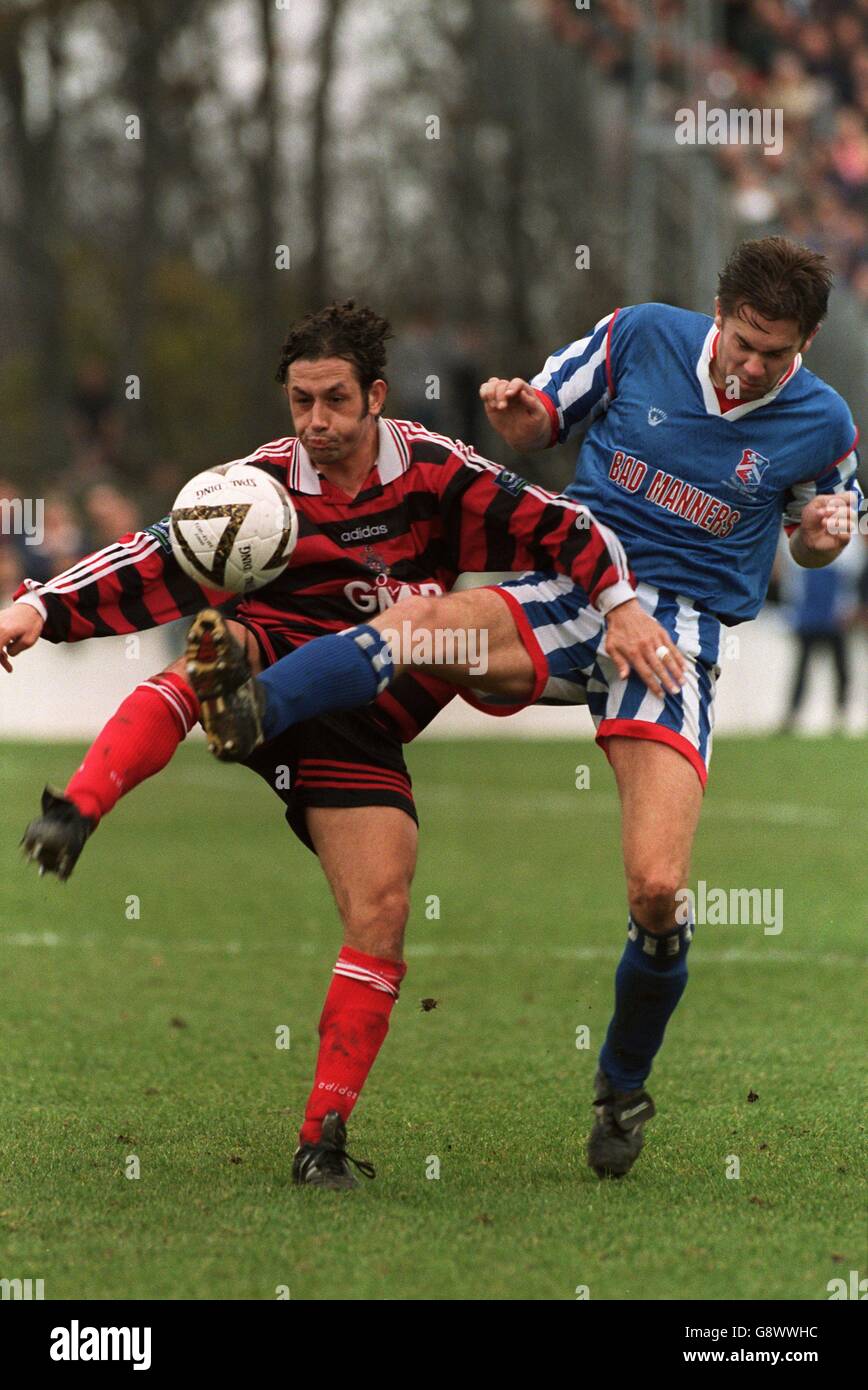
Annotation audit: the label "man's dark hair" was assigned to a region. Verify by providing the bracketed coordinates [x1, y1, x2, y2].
[275, 300, 393, 394]
[717, 237, 833, 340]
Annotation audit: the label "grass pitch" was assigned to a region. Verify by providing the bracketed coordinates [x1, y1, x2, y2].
[0, 735, 864, 1301]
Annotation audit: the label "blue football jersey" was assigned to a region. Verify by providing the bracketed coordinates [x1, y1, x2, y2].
[531, 303, 860, 627]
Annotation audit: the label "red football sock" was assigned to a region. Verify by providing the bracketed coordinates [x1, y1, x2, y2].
[299, 946, 407, 1146]
[65, 672, 199, 824]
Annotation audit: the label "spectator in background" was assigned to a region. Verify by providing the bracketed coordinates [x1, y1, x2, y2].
[857, 532, 868, 637]
[388, 312, 482, 442]
[780, 543, 861, 734]
[66, 356, 124, 494]
[850, 257, 868, 307]
[0, 544, 23, 605]
[0, 475, 26, 603]
[21, 494, 86, 587]
[82, 484, 140, 550]
[545, 0, 868, 297]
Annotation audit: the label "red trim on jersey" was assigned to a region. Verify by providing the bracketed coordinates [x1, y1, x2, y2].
[534, 388, 560, 447]
[713, 384, 742, 414]
[605, 309, 621, 400]
[595, 718, 708, 788]
[817, 428, 860, 479]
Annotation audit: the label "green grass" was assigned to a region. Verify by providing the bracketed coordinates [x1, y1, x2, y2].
[0, 736, 864, 1300]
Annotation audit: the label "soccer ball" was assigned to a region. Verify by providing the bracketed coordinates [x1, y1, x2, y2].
[169, 464, 298, 595]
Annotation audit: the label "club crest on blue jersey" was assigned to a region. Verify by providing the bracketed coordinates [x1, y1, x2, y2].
[647, 406, 667, 427]
[728, 448, 770, 495]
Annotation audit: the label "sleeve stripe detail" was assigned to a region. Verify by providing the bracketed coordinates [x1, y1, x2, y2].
[444, 447, 631, 585]
[589, 516, 630, 584]
[40, 536, 162, 596]
[35, 535, 152, 590]
[552, 340, 608, 417]
[226, 437, 295, 467]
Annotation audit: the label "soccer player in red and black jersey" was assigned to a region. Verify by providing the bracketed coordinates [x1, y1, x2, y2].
[0, 302, 677, 1189]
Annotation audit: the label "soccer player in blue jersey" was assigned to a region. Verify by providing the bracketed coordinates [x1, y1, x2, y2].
[187, 237, 861, 1179]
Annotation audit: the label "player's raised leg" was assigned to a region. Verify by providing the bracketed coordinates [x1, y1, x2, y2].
[588, 737, 703, 1178]
[290, 804, 416, 1190]
[186, 582, 682, 762]
[187, 592, 531, 761]
[21, 619, 262, 879]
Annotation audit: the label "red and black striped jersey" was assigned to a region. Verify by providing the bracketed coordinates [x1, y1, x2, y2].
[15, 418, 634, 740]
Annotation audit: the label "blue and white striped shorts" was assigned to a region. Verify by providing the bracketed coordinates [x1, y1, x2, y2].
[463, 574, 723, 786]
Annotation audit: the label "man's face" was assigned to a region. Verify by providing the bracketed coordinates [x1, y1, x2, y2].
[712, 300, 816, 400]
[287, 357, 385, 467]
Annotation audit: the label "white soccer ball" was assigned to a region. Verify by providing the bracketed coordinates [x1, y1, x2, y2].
[169, 464, 298, 594]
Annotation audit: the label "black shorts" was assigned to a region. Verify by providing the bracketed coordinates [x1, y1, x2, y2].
[236, 619, 417, 853]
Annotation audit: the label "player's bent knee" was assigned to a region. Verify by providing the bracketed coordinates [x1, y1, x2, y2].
[341, 886, 410, 945]
[627, 871, 684, 933]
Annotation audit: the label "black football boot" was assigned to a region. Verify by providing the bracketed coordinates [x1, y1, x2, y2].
[586, 1067, 656, 1179]
[21, 787, 96, 881]
[292, 1111, 376, 1192]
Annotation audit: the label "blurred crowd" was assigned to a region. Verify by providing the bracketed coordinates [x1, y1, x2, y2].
[544, 0, 868, 304]
[0, 358, 174, 604]
[2, 0, 864, 607]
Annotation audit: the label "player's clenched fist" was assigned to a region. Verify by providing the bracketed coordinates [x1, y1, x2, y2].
[479, 377, 552, 451]
[0, 602, 44, 673]
[603, 597, 685, 700]
[792, 491, 859, 561]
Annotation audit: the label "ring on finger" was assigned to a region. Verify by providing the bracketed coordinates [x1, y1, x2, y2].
[655, 644, 671, 662]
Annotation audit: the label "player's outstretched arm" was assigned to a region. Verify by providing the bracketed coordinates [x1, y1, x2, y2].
[479, 378, 553, 452]
[3, 518, 226, 664]
[789, 491, 858, 569]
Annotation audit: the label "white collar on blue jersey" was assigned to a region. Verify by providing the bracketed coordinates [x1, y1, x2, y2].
[696, 325, 802, 422]
[290, 417, 411, 494]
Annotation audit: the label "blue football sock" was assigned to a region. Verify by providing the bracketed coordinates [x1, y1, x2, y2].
[256, 625, 394, 740]
[598, 913, 694, 1092]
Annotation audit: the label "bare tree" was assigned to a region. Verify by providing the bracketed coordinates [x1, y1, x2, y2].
[308, 0, 345, 309]
[0, 4, 69, 467]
